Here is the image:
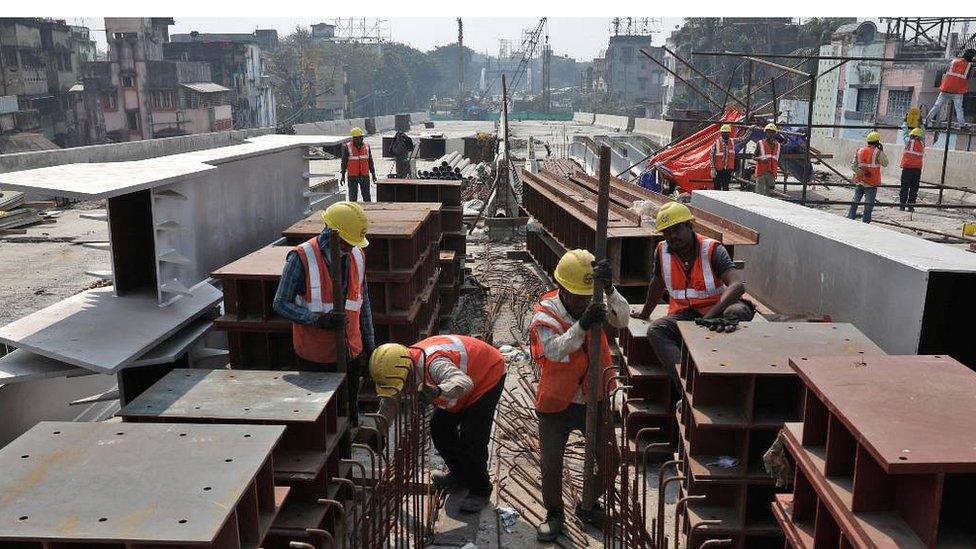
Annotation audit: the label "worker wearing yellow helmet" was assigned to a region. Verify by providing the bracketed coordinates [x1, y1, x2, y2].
[273, 201, 373, 426]
[710, 123, 743, 191]
[633, 201, 754, 401]
[752, 122, 783, 196]
[899, 127, 926, 212]
[529, 249, 629, 541]
[848, 130, 889, 224]
[341, 127, 377, 202]
[368, 335, 506, 513]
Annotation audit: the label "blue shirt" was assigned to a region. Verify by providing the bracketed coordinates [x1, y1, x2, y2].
[272, 227, 375, 353]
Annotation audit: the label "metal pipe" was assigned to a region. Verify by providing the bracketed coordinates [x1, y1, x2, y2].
[743, 55, 809, 76]
[802, 69, 817, 205]
[674, 495, 708, 548]
[692, 50, 937, 62]
[658, 475, 686, 548]
[940, 118, 951, 204]
[787, 198, 976, 209]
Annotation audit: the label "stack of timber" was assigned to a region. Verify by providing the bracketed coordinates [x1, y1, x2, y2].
[0, 190, 50, 232]
[212, 202, 443, 369]
[673, 322, 884, 549]
[774, 355, 976, 548]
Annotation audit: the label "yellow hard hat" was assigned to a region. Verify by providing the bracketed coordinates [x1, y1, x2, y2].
[350, 127, 365, 137]
[656, 201, 695, 233]
[720, 124, 732, 133]
[554, 249, 596, 296]
[764, 123, 778, 132]
[321, 201, 369, 247]
[909, 127, 924, 138]
[866, 131, 881, 143]
[368, 343, 413, 397]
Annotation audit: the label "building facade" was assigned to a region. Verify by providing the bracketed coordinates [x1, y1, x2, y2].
[606, 35, 665, 118]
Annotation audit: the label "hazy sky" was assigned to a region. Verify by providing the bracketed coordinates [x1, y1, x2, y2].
[69, 17, 685, 62]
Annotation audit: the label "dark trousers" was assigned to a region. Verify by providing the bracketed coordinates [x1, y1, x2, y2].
[646, 302, 755, 401]
[713, 169, 733, 191]
[347, 175, 371, 202]
[430, 375, 506, 497]
[900, 168, 921, 208]
[299, 353, 362, 425]
[538, 401, 617, 512]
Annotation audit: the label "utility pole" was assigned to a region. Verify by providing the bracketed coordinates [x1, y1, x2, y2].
[457, 18, 464, 118]
[542, 37, 552, 113]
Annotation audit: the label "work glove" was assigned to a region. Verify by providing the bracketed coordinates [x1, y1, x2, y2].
[694, 317, 740, 333]
[579, 302, 607, 330]
[420, 383, 442, 404]
[316, 311, 347, 330]
[591, 259, 613, 290]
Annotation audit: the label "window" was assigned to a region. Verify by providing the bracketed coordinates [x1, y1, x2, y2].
[855, 88, 877, 113]
[126, 110, 139, 131]
[887, 89, 913, 118]
[151, 90, 176, 109]
[99, 92, 118, 111]
[1, 48, 17, 69]
[121, 76, 134, 88]
[621, 46, 634, 64]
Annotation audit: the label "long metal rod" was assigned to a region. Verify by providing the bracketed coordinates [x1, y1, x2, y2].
[787, 199, 976, 209]
[640, 48, 725, 111]
[663, 45, 747, 109]
[940, 117, 951, 205]
[692, 50, 936, 62]
[743, 55, 809, 76]
[581, 145, 611, 511]
[802, 69, 816, 205]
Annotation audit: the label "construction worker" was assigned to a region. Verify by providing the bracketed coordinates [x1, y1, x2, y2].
[899, 127, 926, 212]
[710, 124, 737, 191]
[272, 201, 374, 426]
[847, 131, 888, 224]
[753, 123, 782, 196]
[924, 49, 975, 127]
[390, 130, 414, 178]
[368, 335, 506, 513]
[529, 249, 629, 542]
[341, 127, 377, 202]
[633, 203, 754, 394]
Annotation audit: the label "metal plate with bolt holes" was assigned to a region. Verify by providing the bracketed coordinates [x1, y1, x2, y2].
[791, 354, 976, 473]
[678, 321, 885, 375]
[0, 421, 283, 543]
[119, 369, 345, 423]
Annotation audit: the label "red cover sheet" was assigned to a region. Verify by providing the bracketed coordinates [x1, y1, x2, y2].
[650, 106, 744, 192]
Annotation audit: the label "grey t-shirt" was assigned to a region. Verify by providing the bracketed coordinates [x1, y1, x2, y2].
[653, 241, 734, 280]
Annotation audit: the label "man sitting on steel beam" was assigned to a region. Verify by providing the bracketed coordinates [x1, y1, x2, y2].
[528, 249, 630, 542]
[632, 202, 755, 398]
[272, 201, 375, 428]
[367, 335, 506, 513]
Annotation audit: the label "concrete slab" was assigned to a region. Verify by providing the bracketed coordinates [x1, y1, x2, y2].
[0, 282, 221, 373]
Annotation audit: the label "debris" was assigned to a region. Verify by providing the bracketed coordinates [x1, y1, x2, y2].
[497, 506, 520, 533]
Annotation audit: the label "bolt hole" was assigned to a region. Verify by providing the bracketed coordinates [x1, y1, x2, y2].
[116, 432, 124, 436]
[225, 458, 233, 462]
[293, 409, 299, 413]
[244, 408, 250, 412]
[934, 355, 941, 358]
[18, 516, 28, 521]
[179, 433, 187, 437]
[203, 486, 212, 491]
[179, 519, 188, 524]
[719, 363, 727, 367]
[770, 364, 777, 368]
[858, 351, 864, 355]
[53, 431, 61, 435]
[244, 434, 251, 438]
[307, 392, 312, 396]
[20, 455, 29, 459]
[194, 406, 201, 410]
[800, 357, 808, 361]
[99, 518, 108, 522]
[899, 456, 908, 461]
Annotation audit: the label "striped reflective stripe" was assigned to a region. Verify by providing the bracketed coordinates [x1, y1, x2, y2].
[296, 242, 331, 313]
[422, 335, 469, 373]
[660, 244, 673, 291]
[698, 240, 720, 294]
[660, 241, 726, 299]
[345, 247, 365, 311]
[904, 141, 924, 156]
[756, 140, 779, 160]
[859, 148, 880, 168]
[947, 60, 970, 78]
[347, 143, 370, 159]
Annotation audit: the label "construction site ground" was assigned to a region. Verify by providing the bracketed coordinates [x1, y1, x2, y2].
[2, 118, 975, 548]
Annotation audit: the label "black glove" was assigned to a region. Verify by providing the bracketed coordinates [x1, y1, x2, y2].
[316, 311, 347, 330]
[420, 384, 442, 404]
[591, 259, 613, 290]
[695, 317, 740, 333]
[579, 302, 607, 330]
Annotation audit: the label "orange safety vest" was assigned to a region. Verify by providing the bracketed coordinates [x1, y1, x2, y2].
[409, 335, 506, 413]
[292, 237, 366, 364]
[755, 139, 780, 176]
[346, 142, 371, 177]
[529, 289, 614, 413]
[658, 234, 728, 316]
[940, 57, 971, 94]
[900, 138, 924, 169]
[853, 146, 882, 186]
[713, 137, 736, 171]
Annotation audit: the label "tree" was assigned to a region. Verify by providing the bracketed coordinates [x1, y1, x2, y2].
[267, 26, 335, 124]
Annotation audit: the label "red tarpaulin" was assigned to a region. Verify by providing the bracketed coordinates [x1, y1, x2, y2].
[649, 107, 743, 192]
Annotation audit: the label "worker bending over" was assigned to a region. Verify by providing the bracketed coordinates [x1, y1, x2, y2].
[273, 201, 374, 426]
[847, 131, 888, 224]
[368, 335, 505, 513]
[633, 203, 754, 394]
[924, 49, 974, 127]
[900, 127, 925, 211]
[341, 127, 377, 202]
[710, 124, 738, 191]
[529, 249, 629, 542]
[753, 123, 783, 196]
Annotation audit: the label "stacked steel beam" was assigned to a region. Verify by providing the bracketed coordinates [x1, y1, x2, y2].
[212, 202, 444, 369]
[672, 322, 884, 549]
[376, 179, 464, 321]
[774, 355, 976, 549]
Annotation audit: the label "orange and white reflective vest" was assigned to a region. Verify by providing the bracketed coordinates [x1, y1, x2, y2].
[529, 289, 614, 413]
[292, 237, 366, 363]
[854, 146, 882, 186]
[409, 335, 505, 413]
[900, 138, 925, 169]
[658, 234, 727, 316]
[713, 137, 736, 171]
[755, 139, 780, 177]
[346, 142, 371, 177]
[940, 57, 971, 95]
